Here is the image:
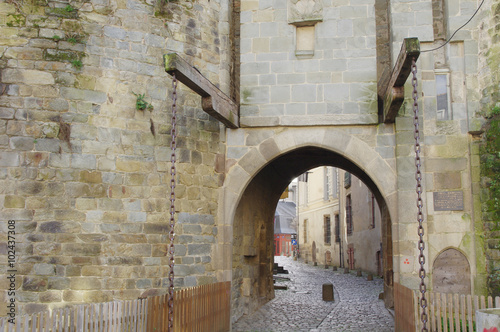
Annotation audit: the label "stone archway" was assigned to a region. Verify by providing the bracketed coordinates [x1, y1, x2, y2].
[225, 128, 398, 320]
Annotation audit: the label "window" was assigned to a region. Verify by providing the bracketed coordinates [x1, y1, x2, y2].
[334, 214, 340, 243]
[344, 172, 351, 188]
[299, 172, 309, 204]
[303, 219, 308, 243]
[324, 167, 330, 201]
[332, 168, 338, 198]
[436, 72, 451, 120]
[346, 194, 352, 235]
[324, 215, 331, 245]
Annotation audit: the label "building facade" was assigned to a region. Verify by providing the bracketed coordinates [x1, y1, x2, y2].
[297, 167, 383, 276]
[273, 200, 296, 256]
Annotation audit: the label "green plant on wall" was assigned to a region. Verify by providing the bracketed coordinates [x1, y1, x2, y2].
[66, 33, 85, 45]
[6, 13, 26, 27]
[70, 59, 83, 70]
[133, 92, 154, 111]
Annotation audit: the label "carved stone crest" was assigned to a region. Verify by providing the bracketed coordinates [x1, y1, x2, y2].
[288, 0, 323, 26]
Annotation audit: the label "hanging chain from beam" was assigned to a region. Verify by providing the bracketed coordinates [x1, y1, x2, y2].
[168, 73, 178, 331]
[412, 58, 428, 331]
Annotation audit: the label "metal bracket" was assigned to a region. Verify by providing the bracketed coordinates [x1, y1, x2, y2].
[163, 53, 239, 129]
[377, 38, 420, 123]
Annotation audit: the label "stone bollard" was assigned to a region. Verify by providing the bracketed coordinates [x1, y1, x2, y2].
[356, 269, 362, 277]
[367, 274, 373, 281]
[325, 264, 329, 269]
[332, 266, 337, 271]
[322, 283, 334, 301]
[344, 267, 349, 274]
[313, 262, 317, 266]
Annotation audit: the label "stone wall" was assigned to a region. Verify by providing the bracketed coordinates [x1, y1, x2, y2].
[0, 0, 231, 316]
[238, 0, 379, 126]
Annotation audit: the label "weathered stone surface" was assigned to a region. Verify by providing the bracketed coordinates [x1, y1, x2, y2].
[2, 69, 55, 85]
[38, 221, 81, 233]
[22, 277, 48, 292]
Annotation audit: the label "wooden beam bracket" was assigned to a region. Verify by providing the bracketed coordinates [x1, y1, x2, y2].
[378, 38, 420, 123]
[164, 53, 239, 129]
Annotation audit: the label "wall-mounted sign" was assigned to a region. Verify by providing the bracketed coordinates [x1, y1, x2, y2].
[433, 191, 464, 211]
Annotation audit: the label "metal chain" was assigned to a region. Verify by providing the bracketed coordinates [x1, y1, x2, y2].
[412, 58, 428, 331]
[168, 73, 178, 331]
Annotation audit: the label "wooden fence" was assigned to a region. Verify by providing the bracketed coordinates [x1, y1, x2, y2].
[414, 290, 500, 332]
[0, 282, 230, 332]
[394, 282, 416, 332]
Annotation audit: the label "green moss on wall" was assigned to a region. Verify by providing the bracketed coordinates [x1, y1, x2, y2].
[480, 106, 500, 296]
[481, 107, 500, 220]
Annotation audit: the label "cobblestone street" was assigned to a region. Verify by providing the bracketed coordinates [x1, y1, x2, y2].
[232, 256, 394, 332]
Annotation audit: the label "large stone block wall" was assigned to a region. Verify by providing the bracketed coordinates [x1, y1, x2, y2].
[384, 0, 489, 294]
[0, 0, 231, 315]
[239, 0, 379, 126]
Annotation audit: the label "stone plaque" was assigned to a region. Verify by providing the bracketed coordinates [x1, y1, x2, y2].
[433, 191, 464, 211]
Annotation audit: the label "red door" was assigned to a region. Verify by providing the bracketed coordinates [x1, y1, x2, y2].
[348, 247, 355, 270]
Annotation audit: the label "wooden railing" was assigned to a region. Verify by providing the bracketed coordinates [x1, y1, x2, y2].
[395, 283, 500, 332]
[416, 291, 500, 332]
[0, 282, 230, 332]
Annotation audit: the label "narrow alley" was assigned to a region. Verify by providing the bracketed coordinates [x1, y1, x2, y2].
[232, 256, 395, 332]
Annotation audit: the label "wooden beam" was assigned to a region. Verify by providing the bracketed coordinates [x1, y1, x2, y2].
[378, 38, 420, 123]
[163, 53, 239, 128]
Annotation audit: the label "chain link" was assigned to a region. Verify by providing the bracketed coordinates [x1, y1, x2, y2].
[168, 73, 178, 331]
[412, 58, 428, 332]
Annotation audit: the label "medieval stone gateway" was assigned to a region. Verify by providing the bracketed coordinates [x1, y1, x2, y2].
[227, 128, 398, 317]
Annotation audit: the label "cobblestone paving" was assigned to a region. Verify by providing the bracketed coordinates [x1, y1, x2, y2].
[232, 257, 394, 332]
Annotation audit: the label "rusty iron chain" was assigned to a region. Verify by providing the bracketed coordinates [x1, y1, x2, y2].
[168, 73, 178, 331]
[412, 58, 428, 331]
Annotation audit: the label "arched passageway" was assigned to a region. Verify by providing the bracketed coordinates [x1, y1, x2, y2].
[228, 140, 396, 320]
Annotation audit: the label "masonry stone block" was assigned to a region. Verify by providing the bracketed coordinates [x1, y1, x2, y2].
[338, 19, 354, 37]
[4, 195, 25, 208]
[277, 73, 305, 85]
[2, 69, 54, 85]
[258, 138, 280, 161]
[238, 148, 267, 175]
[324, 84, 349, 102]
[187, 244, 211, 256]
[69, 277, 102, 290]
[33, 263, 56, 276]
[0, 152, 19, 166]
[245, 129, 274, 146]
[227, 146, 249, 159]
[286, 103, 306, 115]
[434, 172, 462, 190]
[22, 276, 48, 292]
[291, 85, 317, 102]
[60, 87, 107, 103]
